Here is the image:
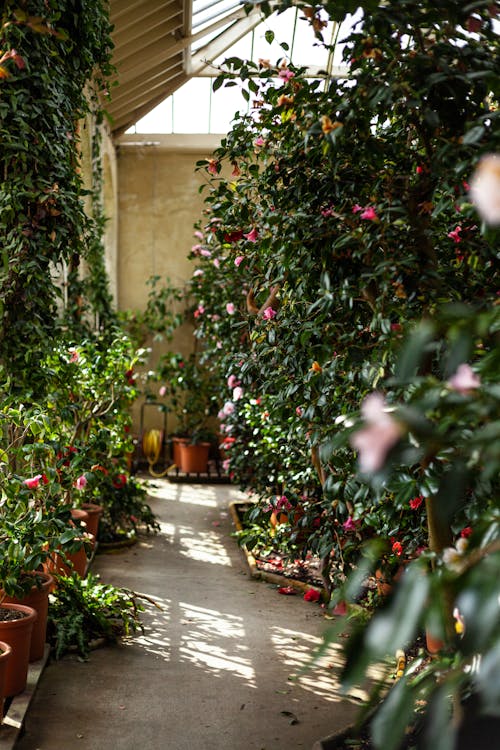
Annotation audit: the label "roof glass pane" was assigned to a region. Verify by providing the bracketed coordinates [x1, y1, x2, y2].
[126, 8, 358, 135]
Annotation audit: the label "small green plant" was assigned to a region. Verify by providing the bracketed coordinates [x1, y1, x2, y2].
[47, 572, 145, 660]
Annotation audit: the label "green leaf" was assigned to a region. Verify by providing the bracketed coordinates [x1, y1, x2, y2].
[264, 30, 275, 45]
[394, 321, 435, 382]
[371, 679, 416, 750]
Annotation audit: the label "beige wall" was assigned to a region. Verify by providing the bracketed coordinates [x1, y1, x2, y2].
[114, 134, 223, 434]
[116, 134, 222, 311]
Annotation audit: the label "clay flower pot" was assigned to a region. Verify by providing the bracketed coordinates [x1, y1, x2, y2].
[178, 441, 210, 474]
[171, 436, 189, 466]
[45, 508, 92, 581]
[0, 604, 37, 696]
[2, 571, 54, 661]
[0, 641, 12, 723]
[81, 503, 103, 546]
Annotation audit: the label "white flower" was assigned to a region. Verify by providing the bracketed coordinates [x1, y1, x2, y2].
[469, 153, 500, 226]
[443, 537, 468, 573]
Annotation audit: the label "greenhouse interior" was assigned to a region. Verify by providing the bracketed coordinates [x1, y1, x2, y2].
[0, 1, 498, 749]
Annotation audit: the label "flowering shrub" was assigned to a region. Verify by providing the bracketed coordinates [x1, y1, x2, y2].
[185, 0, 499, 745]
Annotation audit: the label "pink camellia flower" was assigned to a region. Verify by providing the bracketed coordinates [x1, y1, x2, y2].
[207, 159, 218, 175]
[191, 244, 202, 253]
[193, 269, 203, 277]
[447, 225, 462, 243]
[75, 475, 87, 490]
[276, 495, 292, 511]
[227, 374, 240, 389]
[447, 363, 481, 394]
[233, 386, 244, 401]
[244, 227, 259, 242]
[222, 401, 235, 416]
[159, 385, 167, 397]
[254, 137, 265, 148]
[278, 67, 295, 82]
[303, 588, 321, 603]
[226, 302, 235, 314]
[350, 392, 403, 473]
[193, 230, 204, 240]
[342, 516, 357, 532]
[360, 206, 378, 221]
[352, 203, 363, 214]
[231, 162, 241, 178]
[469, 153, 500, 225]
[234, 255, 244, 267]
[24, 474, 43, 489]
[200, 248, 212, 258]
[416, 165, 424, 174]
[69, 348, 79, 363]
[296, 406, 303, 417]
[213, 258, 220, 268]
[262, 306, 277, 320]
[222, 458, 231, 472]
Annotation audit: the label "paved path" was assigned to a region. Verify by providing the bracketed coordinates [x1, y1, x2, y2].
[14, 479, 361, 750]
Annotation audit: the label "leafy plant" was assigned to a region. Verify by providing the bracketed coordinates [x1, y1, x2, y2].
[47, 571, 145, 660]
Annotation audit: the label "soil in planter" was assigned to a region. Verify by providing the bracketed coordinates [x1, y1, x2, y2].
[253, 550, 325, 588]
[0, 608, 28, 622]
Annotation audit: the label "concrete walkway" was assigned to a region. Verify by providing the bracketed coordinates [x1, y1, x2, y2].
[14, 479, 362, 750]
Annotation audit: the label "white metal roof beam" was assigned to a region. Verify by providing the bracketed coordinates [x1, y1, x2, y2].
[188, 12, 262, 75]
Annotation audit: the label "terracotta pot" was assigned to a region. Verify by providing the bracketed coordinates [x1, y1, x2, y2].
[81, 503, 103, 545]
[0, 641, 12, 723]
[270, 510, 289, 529]
[44, 507, 92, 582]
[71, 507, 89, 527]
[0, 604, 37, 696]
[426, 629, 445, 655]
[2, 571, 54, 662]
[171, 436, 189, 466]
[178, 441, 210, 474]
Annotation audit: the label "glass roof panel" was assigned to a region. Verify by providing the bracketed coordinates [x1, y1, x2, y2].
[127, 7, 356, 135]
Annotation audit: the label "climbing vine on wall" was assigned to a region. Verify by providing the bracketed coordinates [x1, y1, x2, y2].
[0, 0, 114, 394]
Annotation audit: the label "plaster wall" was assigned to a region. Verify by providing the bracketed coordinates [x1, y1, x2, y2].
[115, 134, 223, 434]
[116, 134, 222, 312]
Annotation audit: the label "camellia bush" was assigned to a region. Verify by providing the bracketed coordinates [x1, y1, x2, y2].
[184, 1, 499, 747]
[0, 2, 155, 606]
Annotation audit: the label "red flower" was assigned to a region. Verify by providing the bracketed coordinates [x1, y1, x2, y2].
[113, 473, 127, 488]
[392, 541, 403, 557]
[409, 495, 424, 510]
[304, 588, 321, 603]
[460, 526, 473, 539]
[224, 230, 243, 243]
[24, 474, 43, 489]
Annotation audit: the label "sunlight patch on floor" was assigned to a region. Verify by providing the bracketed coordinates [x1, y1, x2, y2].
[157, 519, 176, 541]
[270, 626, 354, 704]
[178, 485, 218, 507]
[179, 602, 256, 687]
[130, 597, 171, 661]
[178, 525, 232, 566]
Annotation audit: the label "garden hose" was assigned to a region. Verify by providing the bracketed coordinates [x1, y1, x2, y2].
[142, 429, 176, 478]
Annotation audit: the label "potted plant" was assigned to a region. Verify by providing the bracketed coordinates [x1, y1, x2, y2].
[155, 351, 219, 473]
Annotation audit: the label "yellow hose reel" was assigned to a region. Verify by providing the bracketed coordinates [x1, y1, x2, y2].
[142, 428, 176, 478]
